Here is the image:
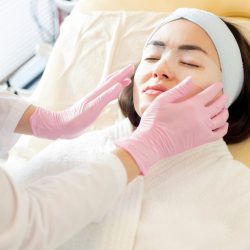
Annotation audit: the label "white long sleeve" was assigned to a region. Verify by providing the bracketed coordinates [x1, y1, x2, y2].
[0, 91, 128, 249]
[0, 91, 30, 156]
[0, 153, 127, 250]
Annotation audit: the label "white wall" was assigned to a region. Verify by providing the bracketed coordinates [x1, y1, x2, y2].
[0, 0, 57, 83]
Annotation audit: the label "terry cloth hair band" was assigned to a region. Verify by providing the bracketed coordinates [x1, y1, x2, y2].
[146, 8, 244, 107]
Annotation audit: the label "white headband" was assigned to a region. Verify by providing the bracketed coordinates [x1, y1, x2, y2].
[146, 8, 244, 107]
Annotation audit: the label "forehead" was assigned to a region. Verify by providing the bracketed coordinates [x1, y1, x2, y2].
[148, 19, 219, 64]
[149, 19, 215, 50]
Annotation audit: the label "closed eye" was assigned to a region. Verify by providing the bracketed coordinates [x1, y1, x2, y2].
[144, 58, 160, 61]
[180, 61, 200, 68]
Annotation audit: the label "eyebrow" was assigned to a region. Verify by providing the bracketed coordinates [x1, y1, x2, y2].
[147, 40, 166, 47]
[146, 40, 207, 55]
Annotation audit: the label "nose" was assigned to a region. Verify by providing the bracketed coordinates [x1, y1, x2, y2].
[152, 60, 174, 81]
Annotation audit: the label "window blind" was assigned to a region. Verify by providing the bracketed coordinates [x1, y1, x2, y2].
[0, 0, 58, 84]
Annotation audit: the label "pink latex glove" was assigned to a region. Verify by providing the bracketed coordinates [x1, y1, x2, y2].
[116, 76, 229, 175]
[30, 65, 134, 139]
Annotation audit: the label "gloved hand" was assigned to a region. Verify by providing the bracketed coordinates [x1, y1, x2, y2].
[30, 65, 134, 139]
[116, 76, 229, 175]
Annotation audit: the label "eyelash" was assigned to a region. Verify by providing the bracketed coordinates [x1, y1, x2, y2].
[144, 58, 159, 61]
[144, 58, 200, 68]
[180, 61, 200, 68]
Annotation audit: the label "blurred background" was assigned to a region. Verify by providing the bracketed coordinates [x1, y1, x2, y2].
[0, 0, 78, 94]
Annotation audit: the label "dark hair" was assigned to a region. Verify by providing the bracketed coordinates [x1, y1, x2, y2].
[118, 20, 250, 144]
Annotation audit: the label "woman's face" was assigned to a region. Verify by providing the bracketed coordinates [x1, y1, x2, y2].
[133, 19, 222, 116]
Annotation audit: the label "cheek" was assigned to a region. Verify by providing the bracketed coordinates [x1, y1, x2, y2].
[133, 70, 142, 110]
[133, 81, 141, 116]
[134, 61, 152, 83]
[189, 59, 222, 89]
[191, 68, 223, 101]
[132, 64, 152, 116]
[176, 71, 223, 102]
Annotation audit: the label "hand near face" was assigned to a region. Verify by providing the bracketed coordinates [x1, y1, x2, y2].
[116, 76, 229, 175]
[29, 65, 134, 139]
[133, 19, 222, 116]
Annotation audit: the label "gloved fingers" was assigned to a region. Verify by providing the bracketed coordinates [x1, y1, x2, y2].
[101, 64, 134, 89]
[102, 64, 133, 82]
[84, 64, 134, 103]
[211, 122, 229, 140]
[86, 79, 131, 112]
[210, 108, 229, 131]
[157, 76, 194, 103]
[207, 94, 228, 118]
[197, 82, 223, 106]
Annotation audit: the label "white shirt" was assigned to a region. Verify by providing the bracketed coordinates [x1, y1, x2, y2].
[0, 91, 30, 156]
[0, 91, 127, 250]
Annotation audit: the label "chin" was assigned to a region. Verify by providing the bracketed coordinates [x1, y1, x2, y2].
[135, 97, 155, 116]
[137, 104, 150, 116]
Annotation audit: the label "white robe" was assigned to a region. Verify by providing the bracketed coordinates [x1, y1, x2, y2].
[0, 91, 30, 156]
[0, 91, 127, 250]
[9, 118, 250, 250]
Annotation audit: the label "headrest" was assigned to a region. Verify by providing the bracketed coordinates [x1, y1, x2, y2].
[77, 0, 250, 18]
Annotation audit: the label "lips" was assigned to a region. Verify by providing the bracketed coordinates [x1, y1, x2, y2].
[143, 85, 168, 96]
